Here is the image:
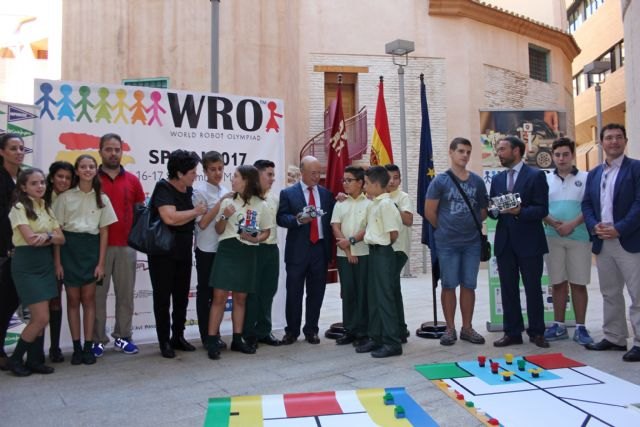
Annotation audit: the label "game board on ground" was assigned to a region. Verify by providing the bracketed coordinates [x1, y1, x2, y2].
[203, 387, 438, 427]
[416, 353, 640, 427]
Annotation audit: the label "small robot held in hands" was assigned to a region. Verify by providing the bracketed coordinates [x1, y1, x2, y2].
[489, 193, 522, 216]
[297, 205, 326, 221]
[237, 211, 260, 238]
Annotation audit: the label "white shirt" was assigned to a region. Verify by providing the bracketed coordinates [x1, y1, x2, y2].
[300, 181, 324, 240]
[192, 181, 229, 252]
[599, 155, 624, 225]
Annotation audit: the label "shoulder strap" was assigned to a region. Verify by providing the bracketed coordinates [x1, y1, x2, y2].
[445, 170, 483, 236]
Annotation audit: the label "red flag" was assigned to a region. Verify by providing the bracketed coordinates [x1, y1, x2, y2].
[326, 81, 350, 196]
[370, 76, 393, 165]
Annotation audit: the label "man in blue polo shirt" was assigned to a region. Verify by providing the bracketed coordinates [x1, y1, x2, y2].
[543, 138, 593, 345]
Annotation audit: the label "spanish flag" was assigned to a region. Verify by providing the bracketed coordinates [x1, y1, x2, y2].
[369, 76, 393, 166]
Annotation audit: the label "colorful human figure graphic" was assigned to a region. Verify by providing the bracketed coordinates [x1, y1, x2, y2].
[111, 89, 130, 124]
[94, 87, 113, 123]
[35, 82, 58, 120]
[265, 101, 283, 132]
[75, 86, 95, 123]
[145, 91, 166, 126]
[57, 84, 76, 122]
[129, 90, 148, 125]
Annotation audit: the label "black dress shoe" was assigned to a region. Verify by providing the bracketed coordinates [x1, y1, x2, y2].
[230, 340, 256, 354]
[0, 353, 8, 371]
[371, 344, 403, 358]
[623, 346, 640, 362]
[7, 359, 31, 377]
[244, 336, 258, 350]
[49, 348, 64, 363]
[160, 342, 176, 359]
[493, 335, 523, 347]
[170, 336, 196, 352]
[529, 335, 550, 348]
[281, 334, 298, 345]
[305, 334, 320, 344]
[356, 339, 381, 353]
[353, 337, 369, 347]
[336, 334, 355, 345]
[585, 339, 627, 351]
[207, 347, 220, 360]
[26, 362, 55, 374]
[70, 350, 83, 365]
[212, 335, 227, 350]
[258, 334, 281, 346]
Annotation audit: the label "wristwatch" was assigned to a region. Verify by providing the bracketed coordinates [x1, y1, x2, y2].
[46, 232, 53, 242]
[218, 214, 228, 222]
[349, 236, 357, 245]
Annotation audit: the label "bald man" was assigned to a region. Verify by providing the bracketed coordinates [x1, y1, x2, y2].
[277, 156, 335, 344]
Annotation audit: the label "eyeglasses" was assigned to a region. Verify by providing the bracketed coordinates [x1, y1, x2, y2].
[342, 178, 358, 183]
[603, 135, 626, 142]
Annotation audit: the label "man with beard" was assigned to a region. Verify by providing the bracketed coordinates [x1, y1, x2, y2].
[93, 133, 145, 357]
[489, 136, 550, 349]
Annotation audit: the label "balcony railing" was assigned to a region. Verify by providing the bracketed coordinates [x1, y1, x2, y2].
[300, 106, 368, 167]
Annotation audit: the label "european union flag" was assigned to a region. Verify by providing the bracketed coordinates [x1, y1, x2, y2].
[416, 74, 439, 284]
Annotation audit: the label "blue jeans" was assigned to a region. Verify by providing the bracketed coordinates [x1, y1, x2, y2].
[437, 243, 481, 290]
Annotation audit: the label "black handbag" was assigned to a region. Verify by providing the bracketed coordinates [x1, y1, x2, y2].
[446, 170, 492, 262]
[127, 190, 175, 255]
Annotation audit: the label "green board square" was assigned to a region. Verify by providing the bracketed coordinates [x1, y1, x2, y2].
[415, 362, 472, 380]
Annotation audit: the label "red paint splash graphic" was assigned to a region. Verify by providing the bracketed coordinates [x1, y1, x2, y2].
[58, 133, 131, 151]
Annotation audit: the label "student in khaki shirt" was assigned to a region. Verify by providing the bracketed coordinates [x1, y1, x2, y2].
[53, 155, 117, 366]
[206, 165, 273, 360]
[7, 169, 65, 377]
[356, 166, 402, 358]
[385, 164, 414, 342]
[243, 160, 283, 349]
[331, 166, 370, 347]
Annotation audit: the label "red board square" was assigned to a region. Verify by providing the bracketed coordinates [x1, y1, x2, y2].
[283, 391, 343, 417]
[524, 353, 585, 369]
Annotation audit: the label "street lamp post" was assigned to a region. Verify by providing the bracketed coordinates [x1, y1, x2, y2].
[583, 61, 611, 164]
[385, 39, 414, 277]
[210, 0, 220, 92]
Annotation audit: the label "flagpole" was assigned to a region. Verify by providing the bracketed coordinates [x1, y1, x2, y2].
[415, 73, 445, 339]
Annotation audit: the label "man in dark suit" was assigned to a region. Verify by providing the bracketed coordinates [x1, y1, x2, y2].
[489, 136, 550, 348]
[277, 156, 335, 344]
[582, 123, 640, 362]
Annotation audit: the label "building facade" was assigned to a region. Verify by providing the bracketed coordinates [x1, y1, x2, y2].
[6, 0, 579, 272]
[567, 0, 625, 169]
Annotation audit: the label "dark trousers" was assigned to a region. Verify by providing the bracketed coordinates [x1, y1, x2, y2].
[148, 253, 192, 344]
[244, 244, 279, 339]
[285, 241, 327, 337]
[195, 248, 215, 343]
[0, 258, 19, 354]
[368, 245, 400, 348]
[336, 255, 369, 338]
[394, 251, 408, 332]
[496, 246, 545, 337]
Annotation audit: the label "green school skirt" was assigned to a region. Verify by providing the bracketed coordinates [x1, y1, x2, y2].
[209, 238, 257, 293]
[11, 246, 57, 306]
[61, 231, 99, 287]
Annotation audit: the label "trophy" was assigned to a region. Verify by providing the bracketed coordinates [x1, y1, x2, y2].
[297, 205, 326, 220]
[489, 193, 522, 214]
[237, 210, 260, 237]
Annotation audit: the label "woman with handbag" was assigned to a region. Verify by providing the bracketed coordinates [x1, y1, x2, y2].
[425, 137, 488, 347]
[148, 150, 206, 359]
